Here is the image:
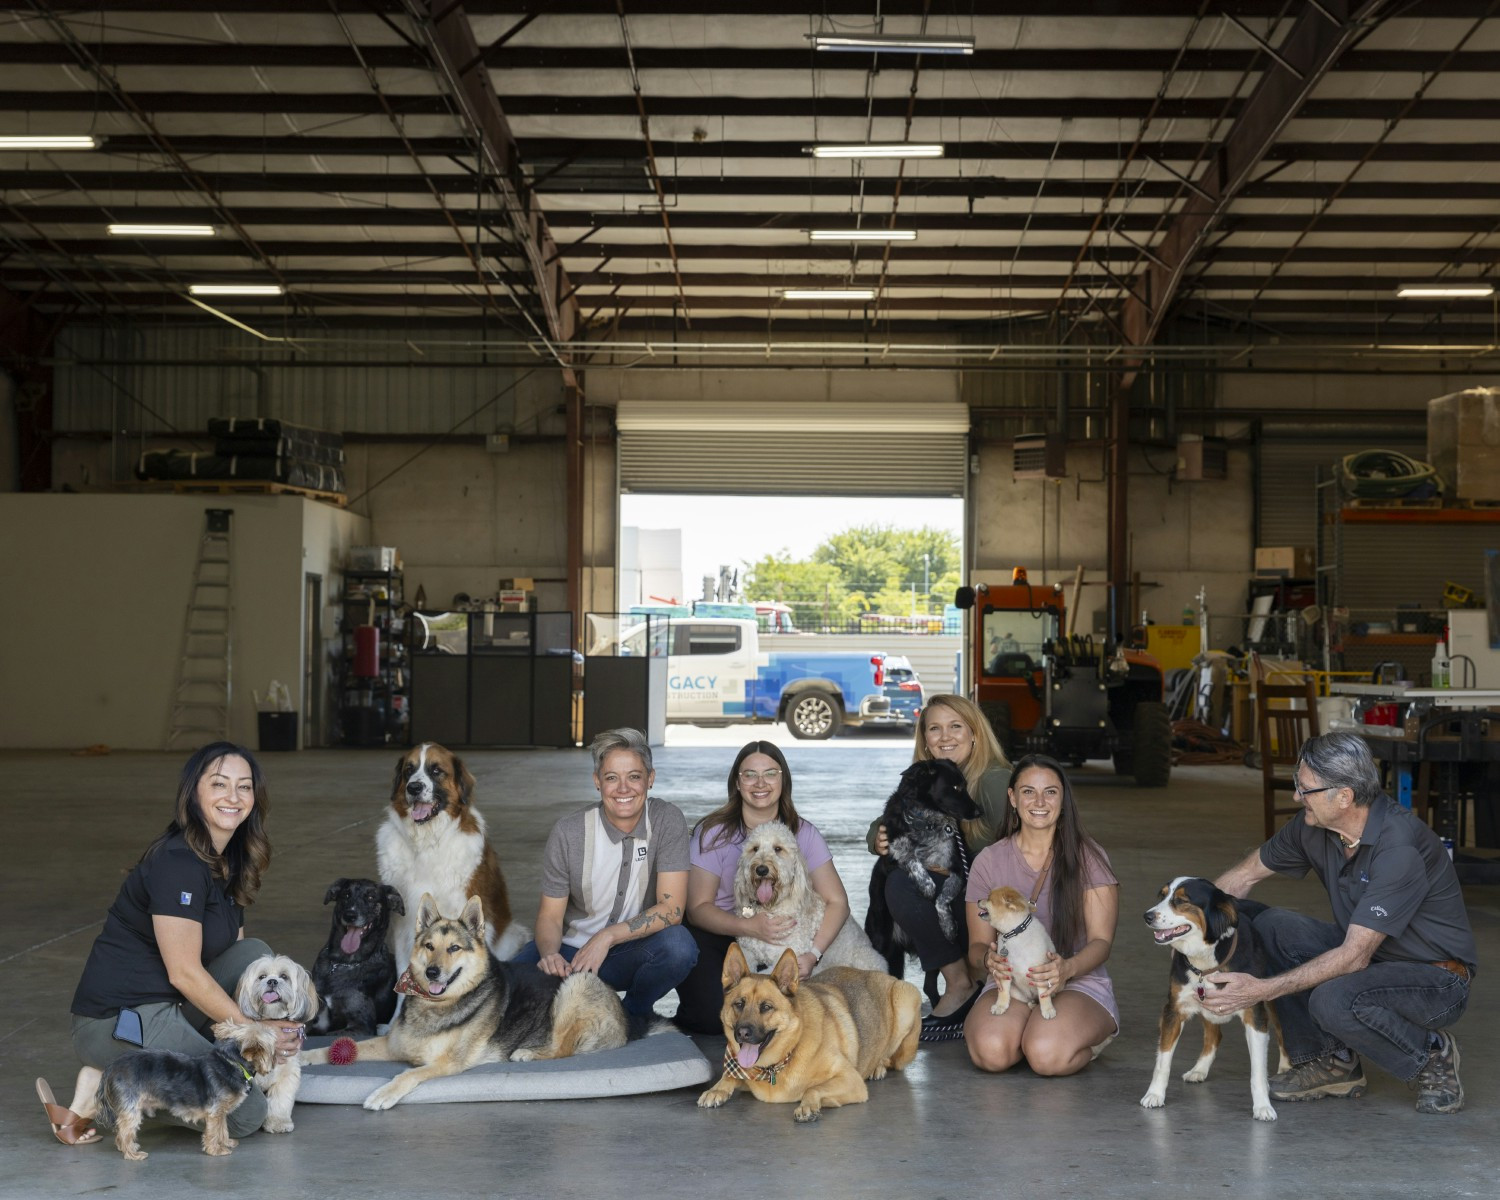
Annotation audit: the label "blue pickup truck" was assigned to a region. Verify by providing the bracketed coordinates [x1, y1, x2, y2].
[618, 617, 919, 738]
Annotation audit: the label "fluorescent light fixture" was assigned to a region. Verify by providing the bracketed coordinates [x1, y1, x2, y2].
[808, 33, 975, 55]
[188, 283, 284, 296]
[0, 134, 100, 150]
[782, 288, 877, 301]
[807, 143, 944, 159]
[109, 223, 216, 237]
[809, 229, 917, 242]
[1395, 282, 1494, 298]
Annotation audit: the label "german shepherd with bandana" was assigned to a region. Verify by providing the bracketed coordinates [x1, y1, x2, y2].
[697, 944, 922, 1122]
[303, 893, 635, 1109]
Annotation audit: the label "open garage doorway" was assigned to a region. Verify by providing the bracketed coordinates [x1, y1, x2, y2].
[619, 492, 965, 748]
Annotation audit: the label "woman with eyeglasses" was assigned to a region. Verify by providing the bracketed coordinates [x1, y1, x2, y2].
[671, 740, 858, 1034]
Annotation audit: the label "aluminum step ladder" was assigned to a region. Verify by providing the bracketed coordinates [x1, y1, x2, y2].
[166, 508, 234, 749]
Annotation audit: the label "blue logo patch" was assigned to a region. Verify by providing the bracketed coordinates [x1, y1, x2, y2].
[179, 891, 193, 906]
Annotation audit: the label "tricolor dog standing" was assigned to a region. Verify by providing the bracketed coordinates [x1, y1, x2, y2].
[1140, 877, 1289, 1122]
[377, 743, 529, 975]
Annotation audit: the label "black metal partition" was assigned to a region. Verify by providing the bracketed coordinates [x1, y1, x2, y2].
[410, 610, 575, 747]
[582, 613, 668, 747]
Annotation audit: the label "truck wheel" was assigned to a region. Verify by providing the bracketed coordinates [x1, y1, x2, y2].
[787, 692, 843, 740]
[1130, 701, 1173, 787]
[980, 700, 1014, 760]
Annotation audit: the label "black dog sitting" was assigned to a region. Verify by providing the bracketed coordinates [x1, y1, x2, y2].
[865, 758, 977, 1003]
[308, 878, 404, 1035]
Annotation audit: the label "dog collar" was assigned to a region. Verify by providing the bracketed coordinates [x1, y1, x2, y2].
[1000, 912, 1035, 942]
[722, 1045, 795, 1085]
[223, 1049, 256, 1084]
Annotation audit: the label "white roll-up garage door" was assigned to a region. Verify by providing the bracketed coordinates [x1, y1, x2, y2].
[616, 398, 971, 496]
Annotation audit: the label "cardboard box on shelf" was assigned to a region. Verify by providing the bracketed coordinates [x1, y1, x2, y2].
[498, 589, 532, 612]
[1429, 389, 1500, 503]
[499, 577, 536, 591]
[1254, 546, 1315, 578]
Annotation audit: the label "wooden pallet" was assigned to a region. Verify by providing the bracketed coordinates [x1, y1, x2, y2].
[1453, 496, 1500, 510]
[1344, 495, 1442, 510]
[139, 480, 347, 506]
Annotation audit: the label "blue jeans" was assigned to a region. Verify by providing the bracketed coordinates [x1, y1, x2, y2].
[512, 925, 698, 1018]
[1250, 907, 1471, 1081]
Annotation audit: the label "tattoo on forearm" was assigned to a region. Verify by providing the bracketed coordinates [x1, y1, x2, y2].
[626, 910, 662, 933]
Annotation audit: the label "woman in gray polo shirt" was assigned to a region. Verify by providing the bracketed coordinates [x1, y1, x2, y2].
[511, 728, 698, 1017]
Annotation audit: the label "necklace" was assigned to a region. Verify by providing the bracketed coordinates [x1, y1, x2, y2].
[1337, 832, 1361, 850]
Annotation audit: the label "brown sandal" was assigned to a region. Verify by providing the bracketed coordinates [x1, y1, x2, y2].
[36, 1078, 100, 1146]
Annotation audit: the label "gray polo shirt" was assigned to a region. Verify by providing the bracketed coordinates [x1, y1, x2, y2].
[1261, 795, 1477, 973]
[540, 796, 690, 944]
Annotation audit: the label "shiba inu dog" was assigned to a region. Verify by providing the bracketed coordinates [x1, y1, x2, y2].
[303, 893, 636, 1110]
[697, 944, 921, 1123]
[979, 885, 1059, 1021]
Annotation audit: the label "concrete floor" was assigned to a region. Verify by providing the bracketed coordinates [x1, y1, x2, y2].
[5, 731, 1497, 1199]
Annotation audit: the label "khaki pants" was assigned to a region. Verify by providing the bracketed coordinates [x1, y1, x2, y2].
[72, 937, 272, 1138]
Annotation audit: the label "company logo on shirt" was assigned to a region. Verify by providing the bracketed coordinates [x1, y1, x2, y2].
[180, 891, 193, 906]
[635, 844, 648, 861]
[1369, 904, 1388, 918]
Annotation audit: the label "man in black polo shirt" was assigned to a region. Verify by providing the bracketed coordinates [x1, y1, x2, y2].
[1206, 731, 1476, 1114]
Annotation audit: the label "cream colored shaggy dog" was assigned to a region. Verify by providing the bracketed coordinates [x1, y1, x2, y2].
[733, 820, 887, 975]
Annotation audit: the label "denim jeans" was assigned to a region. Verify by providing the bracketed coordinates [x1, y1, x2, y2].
[512, 924, 698, 1018]
[1250, 907, 1471, 1081]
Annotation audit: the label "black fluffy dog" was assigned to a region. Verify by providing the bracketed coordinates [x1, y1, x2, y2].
[864, 758, 978, 1004]
[308, 878, 404, 1035]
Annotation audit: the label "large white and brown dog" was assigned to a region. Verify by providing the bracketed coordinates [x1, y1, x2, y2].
[377, 743, 528, 971]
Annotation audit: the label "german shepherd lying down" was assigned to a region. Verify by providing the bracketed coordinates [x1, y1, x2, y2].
[303, 893, 637, 1110]
[697, 944, 922, 1122]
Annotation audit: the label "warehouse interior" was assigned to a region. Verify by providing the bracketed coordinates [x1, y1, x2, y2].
[2, 2, 1499, 1195]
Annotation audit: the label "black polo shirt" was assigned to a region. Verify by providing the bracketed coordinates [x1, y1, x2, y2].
[71, 831, 244, 1018]
[1261, 795, 1477, 974]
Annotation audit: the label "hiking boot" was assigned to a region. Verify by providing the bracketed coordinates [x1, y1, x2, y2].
[1411, 1032, 1464, 1114]
[1269, 1053, 1367, 1101]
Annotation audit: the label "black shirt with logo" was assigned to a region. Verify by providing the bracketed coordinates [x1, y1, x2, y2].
[71, 831, 244, 1018]
[1261, 795, 1477, 974]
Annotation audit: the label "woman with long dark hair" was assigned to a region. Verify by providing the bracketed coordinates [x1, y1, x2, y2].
[673, 740, 859, 1033]
[36, 743, 301, 1147]
[962, 754, 1119, 1075]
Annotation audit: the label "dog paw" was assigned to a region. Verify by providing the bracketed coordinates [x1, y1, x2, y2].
[261, 1117, 294, 1134]
[509, 1048, 538, 1062]
[1140, 1091, 1166, 1109]
[124, 1147, 147, 1162]
[1182, 1067, 1210, 1083]
[1253, 1104, 1278, 1122]
[363, 1083, 403, 1111]
[868, 1066, 888, 1081]
[793, 1104, 822, 1123]
[696, 1087, 732, 1109]
[1039, 1003, 1057, 1021]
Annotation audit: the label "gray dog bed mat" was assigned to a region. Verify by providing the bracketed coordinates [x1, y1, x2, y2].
[297, 1032, 714, 1104]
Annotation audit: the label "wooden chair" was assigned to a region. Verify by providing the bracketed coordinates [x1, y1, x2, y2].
[1256, 677, 1320, 838]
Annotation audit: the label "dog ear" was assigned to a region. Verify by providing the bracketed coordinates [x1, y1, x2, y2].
[1205, 887, 1236, 944]
[324, 878, 350, 905]
[721, 942, 750, 991]
[771, 948, 800, 996]
[298, 968, 321, 1022]
[392, 752, 411, 801]
[383, 885, 406, 916]
[453, 755, 476, 807]
[460, 894, 486, 940]
[416, 892, 441, 931]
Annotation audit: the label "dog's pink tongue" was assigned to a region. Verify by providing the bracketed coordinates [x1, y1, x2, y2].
[736, 1042, 762, 1069]
[412, 801, 436, 821]
[340, 929, 364, 955]
[427, 980, 447, 996]
[755, 881, 774, 905]
[262, 989, 280, 1005]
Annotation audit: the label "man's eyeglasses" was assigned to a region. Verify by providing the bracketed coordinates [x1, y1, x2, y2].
[1294, 783, 1336, 801]
[739, 769, 782, 784]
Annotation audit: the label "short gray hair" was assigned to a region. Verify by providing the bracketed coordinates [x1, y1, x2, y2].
[1297, 732, 1383, 808]
[588, 727, 653, 775]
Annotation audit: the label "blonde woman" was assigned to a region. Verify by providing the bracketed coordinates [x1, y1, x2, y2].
[867, 694, 1009, 1040]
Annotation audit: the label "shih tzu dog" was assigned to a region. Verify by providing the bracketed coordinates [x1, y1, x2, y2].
[235, 953, 319, 1132]
[94, 1020, 279, 1161]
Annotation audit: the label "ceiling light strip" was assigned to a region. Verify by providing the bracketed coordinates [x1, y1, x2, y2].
[807, 34, 975, 55]
[108, 223, 216, 237]
[808, 229, 917, 242]
[188, 283, 284, 296]
[782, 288, 877, 301]
[807, 143, 944, 159]
[1395, 283, 1494, 298]
[0, 135, 100, 150]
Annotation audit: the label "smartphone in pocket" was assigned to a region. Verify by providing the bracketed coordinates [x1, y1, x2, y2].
[111, 1007, 144, 1047]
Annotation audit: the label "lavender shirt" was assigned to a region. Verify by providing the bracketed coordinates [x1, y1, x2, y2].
[690, 819, 832, 913]
[966, 837, 1120, 1029]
